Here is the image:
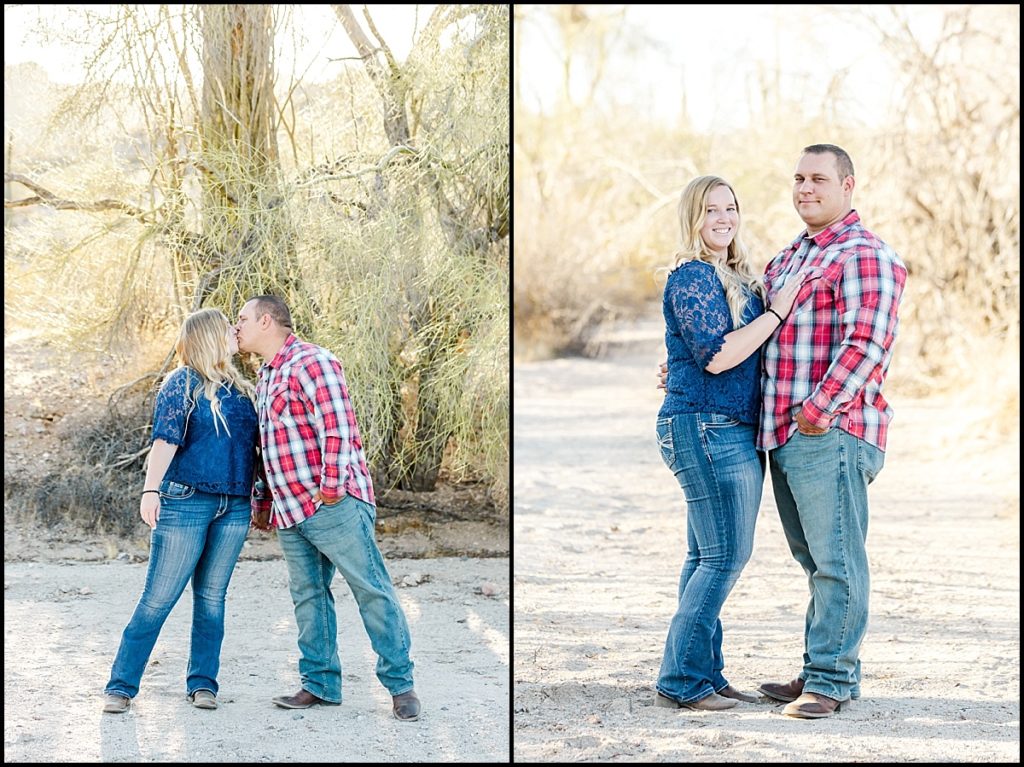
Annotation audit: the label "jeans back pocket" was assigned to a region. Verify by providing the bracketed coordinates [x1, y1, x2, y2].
[656, 417, 675, 469]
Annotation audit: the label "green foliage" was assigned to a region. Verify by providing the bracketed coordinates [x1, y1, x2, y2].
[291, 153, 508, 503]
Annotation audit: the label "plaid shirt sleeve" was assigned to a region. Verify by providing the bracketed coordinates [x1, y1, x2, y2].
[801, 246, 907, 428]
[294, 353, 353, 497]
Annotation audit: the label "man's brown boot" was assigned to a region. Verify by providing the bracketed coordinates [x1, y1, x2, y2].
[393, 690, 421, 721]
[758, 677, 805, 702]
[783, 692, 844, 718]
[271, 689, 340, 709]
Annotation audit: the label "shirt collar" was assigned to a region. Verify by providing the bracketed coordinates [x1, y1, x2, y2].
[805, 209, 860, 248]
[266, 333, 298, 371]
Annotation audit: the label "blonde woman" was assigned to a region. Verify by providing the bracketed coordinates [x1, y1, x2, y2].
[654, 176, 803, 711]
[103, 309, 258, 714]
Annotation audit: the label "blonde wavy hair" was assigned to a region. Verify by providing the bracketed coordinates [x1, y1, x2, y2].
[170, 308, 255, 436]
[673, 175, 766, 328]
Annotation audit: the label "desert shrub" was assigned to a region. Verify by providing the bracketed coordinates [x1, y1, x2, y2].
[514, 5, 1019, 404]
[5, 380, 153, 537]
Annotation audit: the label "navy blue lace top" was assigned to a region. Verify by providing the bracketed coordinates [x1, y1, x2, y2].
[151, 367, 259, 496]
[659, 260, 765, 425]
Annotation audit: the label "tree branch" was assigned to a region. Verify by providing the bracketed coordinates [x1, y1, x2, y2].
[360, 5, 401, 81]
[294, 145, 417, 189]
[332, 4, 410, 146]
[332, 5, 391, 101]
[4, 173, 150, 220]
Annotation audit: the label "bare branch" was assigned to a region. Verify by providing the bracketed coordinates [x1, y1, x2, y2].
[332, 5, 389, 98]
[360, 5, 400, 80]
[332, 4, 410, 145]
[4, 173, 150, 220]
[109, 443, 152, 469]
[295, 145, 417, 188]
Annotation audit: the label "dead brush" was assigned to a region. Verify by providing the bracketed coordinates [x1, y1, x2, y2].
[29, 379, 156, 537]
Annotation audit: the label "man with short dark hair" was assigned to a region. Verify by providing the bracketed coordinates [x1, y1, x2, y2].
[236, 295, 420, 721]
[757, 144, 907, 719]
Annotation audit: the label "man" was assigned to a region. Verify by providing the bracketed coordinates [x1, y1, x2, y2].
[656, 144, 906, 719]
[756, 144, 906, 719]
[236, 295, 420, 722]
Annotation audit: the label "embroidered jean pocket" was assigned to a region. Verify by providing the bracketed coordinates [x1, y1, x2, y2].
[655, 417, 675, 468]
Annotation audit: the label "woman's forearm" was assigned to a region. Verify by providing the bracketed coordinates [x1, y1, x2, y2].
[142, 439, 179, 490]
[705, 312, 781, 374]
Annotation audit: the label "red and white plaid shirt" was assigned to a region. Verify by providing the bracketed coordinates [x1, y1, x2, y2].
[758, 210, 907, 452]
[251, 334, 375, 529]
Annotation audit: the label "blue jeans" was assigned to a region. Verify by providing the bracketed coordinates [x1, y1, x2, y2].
[769, 429, 885, 702]
[655, 413, 764, 703]
[105, 482, 250, 699]
[276, 494, 414, 702]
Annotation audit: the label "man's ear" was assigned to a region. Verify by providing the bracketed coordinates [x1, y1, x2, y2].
[843, 175, 856, 196]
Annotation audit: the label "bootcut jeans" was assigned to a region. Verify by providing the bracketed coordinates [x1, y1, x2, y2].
[276, 493, 415, 703]
[655, 412, 764, 704]
[105, 481, 250, 699]
[769, 428, 884, 702]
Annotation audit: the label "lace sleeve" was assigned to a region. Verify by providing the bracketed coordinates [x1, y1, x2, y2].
[151, 367, 197, 446]
[666, 263, 731, 369]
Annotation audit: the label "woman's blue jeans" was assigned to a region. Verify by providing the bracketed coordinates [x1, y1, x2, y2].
[105, 482, 250, 699]
[276, 494, 415, 703]
[655, 413, 764, 703]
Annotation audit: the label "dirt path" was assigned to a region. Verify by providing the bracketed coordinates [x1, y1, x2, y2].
[4, 325, 511, 762]
[513, 317, 1019, 762]
[4, 554, 509, 762]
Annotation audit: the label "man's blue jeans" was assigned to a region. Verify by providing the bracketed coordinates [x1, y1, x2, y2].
[276, 494, 415, 702]
[655, 413, 764, 703]
[105, 482, 250, 699]
[769, 428, 885, 702]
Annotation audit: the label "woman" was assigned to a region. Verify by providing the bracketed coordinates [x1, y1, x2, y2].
[102, 308, 258, 713]
[654, 176, 802, 711]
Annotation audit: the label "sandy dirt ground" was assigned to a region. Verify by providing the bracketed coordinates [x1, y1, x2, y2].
[513, 317, 1019, 763]
[3, 329, 511, 763]
[4, 540, 510, 763]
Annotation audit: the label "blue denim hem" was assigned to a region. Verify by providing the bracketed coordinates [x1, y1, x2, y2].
[654, 686, 680, 704]
[302, 685, 342, 705]
[655, 683, 715, 705]
[801, 685, 851, 704]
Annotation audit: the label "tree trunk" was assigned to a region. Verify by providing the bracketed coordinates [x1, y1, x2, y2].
[400, 353, 450, 491]
[196, 4, 294, 309]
